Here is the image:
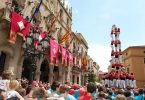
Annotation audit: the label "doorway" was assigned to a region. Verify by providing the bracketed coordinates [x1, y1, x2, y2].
[40, 59, 49, 82]
[0, 51, 6, 75]
[21, 57, 32, 80]
[53, 66, 59, 81]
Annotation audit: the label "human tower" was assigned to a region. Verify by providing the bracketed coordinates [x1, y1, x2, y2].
[102, 25, 136, 88]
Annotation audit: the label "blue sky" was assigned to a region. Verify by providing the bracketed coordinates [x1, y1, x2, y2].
[67, 0, 145, 72]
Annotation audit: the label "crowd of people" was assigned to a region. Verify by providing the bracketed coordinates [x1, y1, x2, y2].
[0, 70, 144, 100]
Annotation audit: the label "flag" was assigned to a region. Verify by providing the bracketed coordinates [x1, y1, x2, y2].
[47, 14, 59, 34]
[61, 47, 66, 64]
[50, 39, 59, 65]
[21, 22, 30, 37]
[30, 0, 43, 22]
[60, 27, 71, 44]
[8, 11, 30, 44]
[35, 31, 45, 49]
[68, 37, 74, 49]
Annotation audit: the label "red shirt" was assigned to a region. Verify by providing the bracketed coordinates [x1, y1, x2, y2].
[78, 96, 91, 100]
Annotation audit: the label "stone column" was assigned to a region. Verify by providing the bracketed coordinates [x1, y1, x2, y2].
[35, 58, 43, 81]
[67, 65, 71, 82]
[49, 64, 54, 84]
[62, 67, 66, 83]
[16, 56, 24, 79]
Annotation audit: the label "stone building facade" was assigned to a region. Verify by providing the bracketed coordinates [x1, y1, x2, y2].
[0, 0, 100, 85]
[0, 0, 73, 83]
[122, 46, 145, 88]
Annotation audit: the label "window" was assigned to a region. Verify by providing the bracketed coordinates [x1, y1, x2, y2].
[59, 9, 63, 20]
[72, 75, 75, 83]
[77, 77, 79, 84]
[67, 18, 69, 25]
[73, 43, 76, 48]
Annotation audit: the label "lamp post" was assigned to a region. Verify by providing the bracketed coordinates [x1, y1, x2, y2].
[22, 26, 49, 84]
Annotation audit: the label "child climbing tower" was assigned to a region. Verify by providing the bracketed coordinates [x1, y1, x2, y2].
[111, 25, 123, 70]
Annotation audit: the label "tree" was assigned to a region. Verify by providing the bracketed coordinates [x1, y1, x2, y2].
[88, 67, 96, 83]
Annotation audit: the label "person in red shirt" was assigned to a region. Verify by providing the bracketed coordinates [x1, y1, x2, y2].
[78, 82, 96, 100]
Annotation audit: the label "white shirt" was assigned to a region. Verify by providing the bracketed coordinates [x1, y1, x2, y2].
[0, 80, 9, 91]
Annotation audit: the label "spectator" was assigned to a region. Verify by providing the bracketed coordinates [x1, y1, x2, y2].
[32, 87, 46, 100]
[48, 81, 60, 98]
[7, 80, 24, 100]
[0, 70, 14, 91]
[59, 86, 69, 100]
[106, 91, 115, 100]
[16, 85, 26, 97]
[97, 91, 106, 100]
[0, 89, 6, 100]
[134, 89, 144, 100]
[115, 94, 126, 100]
[78, 82, 96, 100]
[124, 91, 133, 100]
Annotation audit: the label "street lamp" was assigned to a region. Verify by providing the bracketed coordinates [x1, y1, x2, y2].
[22, 26, 49, 84]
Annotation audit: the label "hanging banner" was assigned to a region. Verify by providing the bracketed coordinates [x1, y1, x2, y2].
[8, 11, 30, 44]
[65, 50, 68, 66]
[61, 47, 66, 64]
[68, 52, 73, 66]
[50, 39, 59, 65]
[82, 55, 87, 70]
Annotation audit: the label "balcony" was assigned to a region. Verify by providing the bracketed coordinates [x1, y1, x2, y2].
[0, 0, 24, 22]
[72, 64, 81, 72]
[1, 7, 11, 22]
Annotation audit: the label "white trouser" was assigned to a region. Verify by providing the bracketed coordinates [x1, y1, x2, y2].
[120, 80, 126, 89]
[109, 80, 113, 87]
[105, 79, 109, 87]
[132, 80, 137, 88]
[130, 80, 133, 88]
[113, 79, 116, 86]
[116, 79, 120, 88]
[126, 79, 130, 87]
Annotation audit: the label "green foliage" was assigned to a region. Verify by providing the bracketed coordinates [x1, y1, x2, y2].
[88, 68, 96, 83]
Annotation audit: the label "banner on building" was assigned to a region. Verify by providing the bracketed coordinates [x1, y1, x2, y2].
[8, 11, 30, 44]
[61, 47, 66, 64]
[68, 52, 73, 66]
[82, 55, 87, 71]
[50, 39, 59, 65]
[64, 50, 68, 66]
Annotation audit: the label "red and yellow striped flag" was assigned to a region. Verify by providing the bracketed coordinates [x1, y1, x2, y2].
[60, 27, 71, 44]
